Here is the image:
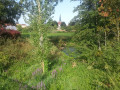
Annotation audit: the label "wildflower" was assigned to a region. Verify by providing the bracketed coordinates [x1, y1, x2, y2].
[37, 68, 40, 72]
[32, 85, 36, 89]
[59, 67, 62, 72]
[41, 81, 43, 87]
[39, 68, 43, 74]
[32, 68, 43, 76]
[64, 63, 66, 65]
[36, 81, 46, 90]
[37, 82, 41, 89]
[32, 71, 36, 76]
[52, 69, 57, 78]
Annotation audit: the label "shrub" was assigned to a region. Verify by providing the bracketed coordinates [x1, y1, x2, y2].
[0, 52, 9, 73]
[0, 38, 33, 72]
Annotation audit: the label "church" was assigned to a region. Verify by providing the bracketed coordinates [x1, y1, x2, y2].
[57, 15, 61, 30]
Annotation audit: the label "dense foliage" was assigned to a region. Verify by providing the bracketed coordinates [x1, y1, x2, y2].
[71, 0, 120, 89]
[0, 0, 23, 24]
[0, 0, 120, 90]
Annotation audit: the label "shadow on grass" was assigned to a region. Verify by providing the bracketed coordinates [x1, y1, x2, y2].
[21, 33, 30, 38]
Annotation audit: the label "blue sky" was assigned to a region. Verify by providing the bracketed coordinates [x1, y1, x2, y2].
[52, 0, 80, 25]
[18, 0, 80, 25]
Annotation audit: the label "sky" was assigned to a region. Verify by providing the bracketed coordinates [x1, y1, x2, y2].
[18, 0, 80, 25]
[52, 0, 80, 25]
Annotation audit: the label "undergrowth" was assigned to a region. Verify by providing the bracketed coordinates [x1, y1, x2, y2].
[0, 38, 102, 90]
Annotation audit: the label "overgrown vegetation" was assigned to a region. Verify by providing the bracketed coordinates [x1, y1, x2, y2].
[0, 37, 104, 90]
[70, 0, 120, 89]
[0, 0, 120, 90]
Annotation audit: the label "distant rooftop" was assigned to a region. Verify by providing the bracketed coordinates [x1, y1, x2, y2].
[16, 24, 27, 28]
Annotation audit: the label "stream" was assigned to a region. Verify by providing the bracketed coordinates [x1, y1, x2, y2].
[49, 36, 81, 58]
[62, 47, 81, 58]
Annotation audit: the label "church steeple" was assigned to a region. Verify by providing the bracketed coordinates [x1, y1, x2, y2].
[57, 14, 61, 30]
[59, 14, 61, 22]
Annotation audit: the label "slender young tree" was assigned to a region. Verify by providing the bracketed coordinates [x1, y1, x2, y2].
[21, 0, 63, 46]
[20, 0, 63, 73]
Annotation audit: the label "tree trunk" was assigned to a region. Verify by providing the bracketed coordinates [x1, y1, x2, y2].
[105, 31, 107, 49]
[117, 20, 119, 42]
[36, 0, 44, 73]
[36, 0, 43, 47]
[98, 40, 101, 51]
[36, 0, 41, 20]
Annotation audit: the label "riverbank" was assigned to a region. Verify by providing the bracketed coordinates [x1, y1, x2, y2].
[0, 38, 103, 90]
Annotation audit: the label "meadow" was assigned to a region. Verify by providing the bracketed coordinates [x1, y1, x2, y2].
[21, 32, 74, 38]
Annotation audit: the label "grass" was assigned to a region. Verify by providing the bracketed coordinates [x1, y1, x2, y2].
[21, 32, 74, 38]
[47, 32, 74, 37]
[0, 75, 33, 90]
[21, 32, 74, 46]
[0, 35, 105, 90]
[48, 62, 101, 90]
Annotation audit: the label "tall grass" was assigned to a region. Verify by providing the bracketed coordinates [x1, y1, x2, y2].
[0, 37, 103, 90]
[1, 31, 118, 90]
[48, 62, 103, 90]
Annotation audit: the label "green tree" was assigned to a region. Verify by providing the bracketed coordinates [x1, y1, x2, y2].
[72, 0, 101, 45]
[97, 0, 120, 50]
[21, 0, 63, 46]
[68, 21, 76, 26]
[21, 0, 63, 73]
[61, 21, 66, 29]
[51, 20, 58, 30]
[99, 0, 120, 42]
[61, 22, 66, 27]
[72, 0, 99, 29]
[51, 20, 58, 27]
[72, 0, 113, 49]
[0, 0, 23, 24]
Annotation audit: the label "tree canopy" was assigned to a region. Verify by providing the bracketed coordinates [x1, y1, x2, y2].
[61, 22, 66, 27]
[0, 0, 23, 24]
[20, 0, 63, 24]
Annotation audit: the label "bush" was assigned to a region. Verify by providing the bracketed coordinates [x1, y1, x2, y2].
[0, 38, 33, 72]
[0, 52, 9, 73]
[72, 27, 120, 89]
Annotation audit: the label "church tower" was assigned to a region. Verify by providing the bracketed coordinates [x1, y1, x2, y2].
[57, 15, 61, 30]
